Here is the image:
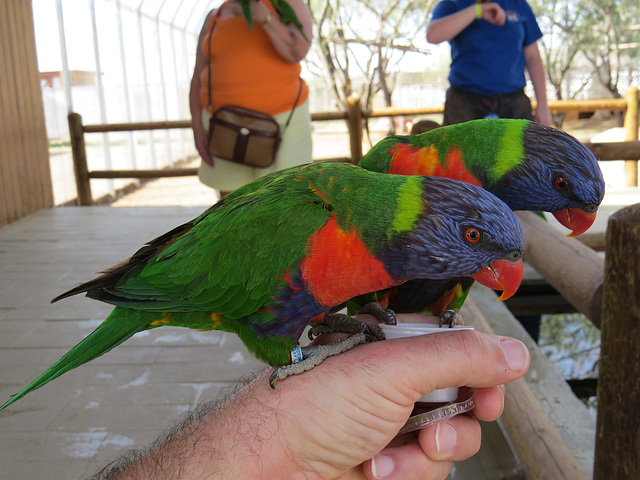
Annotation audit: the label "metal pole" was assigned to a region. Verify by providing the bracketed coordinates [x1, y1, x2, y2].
[137, 0, 158, 169]
[115, 0, 138, 170]
[156, 0, 174, 166]
[169, 7, 187, 159]
[55, 0, 73, 113]
[89, 0, 115, 194]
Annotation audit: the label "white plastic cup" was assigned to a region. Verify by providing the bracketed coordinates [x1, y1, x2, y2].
[379, 322, 474, 403]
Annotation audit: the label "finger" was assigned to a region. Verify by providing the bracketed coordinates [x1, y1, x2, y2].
[471, 385, 506, 422]
[364, 443, 452, 480]
[418, 416, 481, 462]
[341, 328, 529, 404]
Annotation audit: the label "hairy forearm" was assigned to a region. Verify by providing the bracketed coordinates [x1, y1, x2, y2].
[93, 372, 315, 480]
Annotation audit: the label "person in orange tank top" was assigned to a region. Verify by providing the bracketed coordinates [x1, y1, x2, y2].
[189, 0, 314, 196]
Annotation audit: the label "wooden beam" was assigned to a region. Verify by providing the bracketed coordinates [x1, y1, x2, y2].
[68, 112, 93, 206]
[346, 95, 363, 164]
[462, 297, 589, 480]
[594, 203, 640, 478]
[583, 140, 640, 161]
[576, 231, 606, 251]
[515, 211, 605, 328]
[89, 168, 199, 179]
[624, 87, 639, 186]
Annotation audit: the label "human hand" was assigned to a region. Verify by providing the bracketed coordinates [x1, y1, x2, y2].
[113, 314, 529, 480]
[288, 314, 528, 479]
[534, 106, 553, 127]
[209, 315, 528, 479]
[480, 3, 506, 26]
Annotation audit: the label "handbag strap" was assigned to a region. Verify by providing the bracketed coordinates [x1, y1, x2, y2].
[284, 78, 303, 129]
[207, 4, 303, 129]
[207, 8, 222, 113]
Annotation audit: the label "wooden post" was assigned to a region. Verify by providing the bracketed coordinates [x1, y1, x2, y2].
[346, 95, 363, 164]
[624, 87, 639, 186]
[0, 0, 54, 227]
[594, 203, 640, 478]
[515, 211, 605, 328]
[67, 112, 93, 206]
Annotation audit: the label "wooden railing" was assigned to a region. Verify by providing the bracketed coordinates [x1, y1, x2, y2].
[68, 87, 640, 205]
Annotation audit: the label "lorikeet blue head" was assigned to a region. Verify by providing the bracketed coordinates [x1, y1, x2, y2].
[360, 119, 606, 236]
[382, 176, 524, 301]
[490, 121, 605, 236]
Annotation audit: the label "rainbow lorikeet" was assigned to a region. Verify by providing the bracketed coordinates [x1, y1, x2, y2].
[0, 162, 524, 409]
[347, 118, 605, 321]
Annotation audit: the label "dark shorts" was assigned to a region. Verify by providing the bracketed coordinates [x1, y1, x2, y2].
[443, 85, 534, 125]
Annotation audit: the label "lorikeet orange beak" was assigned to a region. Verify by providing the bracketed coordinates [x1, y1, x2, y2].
[552, 207, 597, 237]
[472, 259, 523, 301]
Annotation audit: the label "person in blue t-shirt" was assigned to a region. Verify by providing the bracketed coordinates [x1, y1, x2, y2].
[427, 0, 552, 127]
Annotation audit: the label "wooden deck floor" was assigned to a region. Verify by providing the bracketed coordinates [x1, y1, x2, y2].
[0, 207, 267, 478]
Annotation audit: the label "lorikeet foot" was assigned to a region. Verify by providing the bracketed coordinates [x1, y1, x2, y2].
[269, 333, 371, 388]
[307, 311, 387, 341]
[357, 302, 398, 326]
[439, 309, 464, 328]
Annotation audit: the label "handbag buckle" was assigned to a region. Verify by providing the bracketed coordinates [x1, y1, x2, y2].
[239, 127, 250, 136]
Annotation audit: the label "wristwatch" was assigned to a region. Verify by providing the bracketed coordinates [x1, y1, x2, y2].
[261, 12, 273, 25]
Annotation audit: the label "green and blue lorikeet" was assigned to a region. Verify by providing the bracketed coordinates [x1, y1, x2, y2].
[0, 162, 525, 410]
[348, 118, 605, 320]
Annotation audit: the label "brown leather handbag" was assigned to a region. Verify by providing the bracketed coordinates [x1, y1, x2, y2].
[205, 7, 301, 168]
[208, 105, 282, 168]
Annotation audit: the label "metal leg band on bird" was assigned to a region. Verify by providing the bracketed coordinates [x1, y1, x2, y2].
[270, 333, 371, 388]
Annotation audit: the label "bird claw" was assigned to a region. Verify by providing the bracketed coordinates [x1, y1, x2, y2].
[357, 302, 397, 326]
[270, 333, 371, 388]
[439, 309, 464, 328]
[308, 312, 385, 341]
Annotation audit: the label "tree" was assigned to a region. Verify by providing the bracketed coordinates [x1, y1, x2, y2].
[531, 0, 640, 100]
[308, 0, 434, 114]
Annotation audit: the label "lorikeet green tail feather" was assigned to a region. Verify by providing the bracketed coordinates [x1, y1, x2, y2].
[351, 118, 605, 318]
[1, 162, 525, 410]
[0, 308, 147, 410]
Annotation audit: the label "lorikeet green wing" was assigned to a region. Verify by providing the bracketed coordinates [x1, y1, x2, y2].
[351, 118, 605, 318]
[1, 162, 525, 410]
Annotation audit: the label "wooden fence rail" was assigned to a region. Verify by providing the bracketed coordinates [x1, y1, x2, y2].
[68, 88, 639, 205]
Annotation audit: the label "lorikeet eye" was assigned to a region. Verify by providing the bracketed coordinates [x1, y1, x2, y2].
[555, 177, 569, 191]
[465, 228, 481, 243]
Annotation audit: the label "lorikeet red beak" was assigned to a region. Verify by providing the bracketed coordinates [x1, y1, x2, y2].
[472, 259, 523, 301]
[552, 207, 597, 237]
